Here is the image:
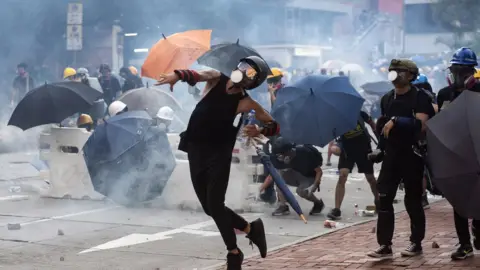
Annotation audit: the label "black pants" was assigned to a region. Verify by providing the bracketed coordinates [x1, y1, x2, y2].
[454, 210, 480, 246]
[376, 151, 425, 246]
[188, 143, 249, 251]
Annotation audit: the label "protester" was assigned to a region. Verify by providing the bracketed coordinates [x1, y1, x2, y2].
[98, 64, 122, 106]
[155, 106, 174, 133]
[119, 66, 143, 93]
[63, 67, 78, 81]
[436, 47, 480, 260]
[327, 111, 378, 220]
[11, 63, 34, 106]
[155, 56, 276, 269]
[367, 59, 435, 258]
[77, 67, 89, 85]
[267, 137, 325, 216]
[108, 100, 128, 117]
[77, 114, 94, 132]
[266, 67, 284, 106]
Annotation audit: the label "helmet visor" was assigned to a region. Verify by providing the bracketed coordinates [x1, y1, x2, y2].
[237, 61, 257, 80]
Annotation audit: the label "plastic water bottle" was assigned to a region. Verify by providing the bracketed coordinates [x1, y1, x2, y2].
[354, 203, 358, 216]
[242, 110, 256, 148]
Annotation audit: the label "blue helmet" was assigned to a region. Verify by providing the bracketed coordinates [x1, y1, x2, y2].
[413, 74, 428, 85]
[450, 47, 478, 66]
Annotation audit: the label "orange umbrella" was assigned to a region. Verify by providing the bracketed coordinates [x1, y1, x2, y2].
[141, 29, 212, 79]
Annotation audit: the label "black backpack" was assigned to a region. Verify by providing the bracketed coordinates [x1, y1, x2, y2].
[302, 144, 324, 166]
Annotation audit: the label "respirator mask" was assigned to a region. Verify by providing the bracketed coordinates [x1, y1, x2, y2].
[447, 65, 476, 89]
[387, 69, 411, 87]
[230, 61, 258, 89]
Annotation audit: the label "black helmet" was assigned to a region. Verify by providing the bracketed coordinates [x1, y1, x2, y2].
[272, 137, 294, 155]
[240, 56, 270, 90]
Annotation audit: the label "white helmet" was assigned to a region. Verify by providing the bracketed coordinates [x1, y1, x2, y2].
[156, 106, 174, 121]
[108, 101, 127, 116]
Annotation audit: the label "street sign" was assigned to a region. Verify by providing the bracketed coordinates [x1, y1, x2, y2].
[67, 25, 83, 51]
[67, 3, 83, 24]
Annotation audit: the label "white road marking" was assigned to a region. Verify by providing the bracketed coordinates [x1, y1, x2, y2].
[79, 213, 262, 254]
[20, 206, 120, 226]
[0, 195, 29, 201]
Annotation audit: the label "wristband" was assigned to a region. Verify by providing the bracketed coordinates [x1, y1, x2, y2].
[174, 69, 200, 86]
[260, 121, 280, 136]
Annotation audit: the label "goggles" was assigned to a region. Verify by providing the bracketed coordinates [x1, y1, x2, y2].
[237, 61, 257, 80]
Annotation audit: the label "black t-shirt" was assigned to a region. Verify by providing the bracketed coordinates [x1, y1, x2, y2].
[380, 87, 435, 152]
[340, 111, 371, 153]
[288, 145, 322, 178]
[437, 83, 480, 110]
[12, 75, 34, 102]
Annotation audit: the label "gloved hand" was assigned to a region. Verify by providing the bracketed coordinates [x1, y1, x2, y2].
[368, 149, 384, 163]
[304, 184, 320, 197]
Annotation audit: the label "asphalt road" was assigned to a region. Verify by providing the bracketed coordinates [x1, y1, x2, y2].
[0, 152, 440, 270]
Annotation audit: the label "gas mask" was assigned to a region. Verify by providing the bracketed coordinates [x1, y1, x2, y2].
[388, 70, 411, 87]
[276, 154, 292, 164]
[230, 61, 258, 89]
[447, 65, 476, 89]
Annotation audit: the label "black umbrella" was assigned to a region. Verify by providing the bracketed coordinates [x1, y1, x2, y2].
[360, 81, 393, 95]
[426, 90, 480, 219]
[197, 39, 272, 76]
[8, 81, 103, 130]
[83, 111, 176, 205]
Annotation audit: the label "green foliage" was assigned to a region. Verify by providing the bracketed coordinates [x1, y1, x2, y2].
[433, 0, 480, 51]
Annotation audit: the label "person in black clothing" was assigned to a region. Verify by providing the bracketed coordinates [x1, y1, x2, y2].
[327, 111, 378, 220]
[119, 66, 144, 93]
[436, 47, 480, 260]
[269, 137, 325, 216]
[155, 56, 278, 270]
[11, 63, 34, 106]
[98, 64, 122, 106]
[367, 59, 435, 259]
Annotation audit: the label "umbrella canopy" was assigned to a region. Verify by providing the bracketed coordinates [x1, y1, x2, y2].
[117, 86, 183, 117]
[341, 63, 365, 75]
[8, 81, 103, 130]
[426, 90, 480, 219]
[272, 75, 364, 147]
[141, 29, 212, 79]
[321, 60, 346, 70]
[361, 81, 393, 95]
[197, 39, 272, 76]
[83, 110, 176, 204]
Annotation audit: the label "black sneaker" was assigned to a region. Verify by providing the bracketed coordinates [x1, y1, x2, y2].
[226, 249, 244, 270]
[246, 219, 267, 258]
[367, 245, 393, 259]
[422, 194, 430, 209]
[401, 242, 423, 257]
[272, 205, 290, 216]
[327, 208, 342, 220]
[473, 225, 479, 250]
[309, 200, 325, 216]
[451, 244, 474, 260]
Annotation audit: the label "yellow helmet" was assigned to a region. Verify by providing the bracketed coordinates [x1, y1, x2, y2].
[474, 69, 480, 79]
[63, 67, 77, 79]
[129, 66, 138, 76]
[267, 67, 283, 79]
[77, 114, 93, 126]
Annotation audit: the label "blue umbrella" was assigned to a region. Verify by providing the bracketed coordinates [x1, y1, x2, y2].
[83, 110, 176, 204]
[246, 113, 306, 223]
[272, 75, 364, 147]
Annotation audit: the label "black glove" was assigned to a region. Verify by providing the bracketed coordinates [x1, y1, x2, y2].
[368, 149, 384, 163]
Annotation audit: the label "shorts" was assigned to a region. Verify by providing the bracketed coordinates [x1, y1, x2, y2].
[280, 169, 315, 189]
[338, 150, 374, 174]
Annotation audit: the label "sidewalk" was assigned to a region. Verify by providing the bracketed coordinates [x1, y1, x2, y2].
[242, 200, 480, 269]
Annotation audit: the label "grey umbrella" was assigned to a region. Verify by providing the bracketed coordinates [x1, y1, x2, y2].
[197, 39, 272, 76]
[117, 86, 183, 117]
[426, 90, 480, 219]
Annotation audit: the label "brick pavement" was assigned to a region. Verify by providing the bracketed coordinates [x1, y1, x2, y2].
[241, 200, 480, 269]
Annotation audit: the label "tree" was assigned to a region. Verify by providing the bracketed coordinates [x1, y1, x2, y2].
[433, 0, 480, 52]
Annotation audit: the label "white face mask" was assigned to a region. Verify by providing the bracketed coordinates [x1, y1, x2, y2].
[230, 70, 244, 83]
[388, 70, 398, 81]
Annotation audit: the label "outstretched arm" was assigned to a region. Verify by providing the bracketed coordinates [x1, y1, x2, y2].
[197, 70, 221, 82]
